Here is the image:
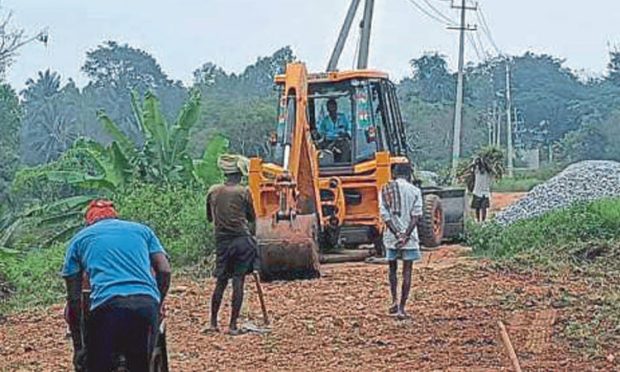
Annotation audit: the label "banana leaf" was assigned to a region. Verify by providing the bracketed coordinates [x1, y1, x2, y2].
[194, 135, 229, 185]
[97, 111, 137, 161]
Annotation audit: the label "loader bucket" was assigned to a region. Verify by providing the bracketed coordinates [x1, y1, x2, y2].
[256, 214, 321, 282]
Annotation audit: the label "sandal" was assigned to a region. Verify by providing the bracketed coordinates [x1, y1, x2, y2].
[202, 326, 220, 334]
[227, 328, 249, 336]
[388, 304, 399, 315]
[396, 311, 410, 320]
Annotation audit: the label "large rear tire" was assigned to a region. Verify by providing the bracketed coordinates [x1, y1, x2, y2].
[419, 194, 444, 248]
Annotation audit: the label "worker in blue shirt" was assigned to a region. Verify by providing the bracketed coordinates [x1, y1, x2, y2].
[62, 200, 171, 372]
[317, 98, 352, 162]
[318, 98, 351, 140]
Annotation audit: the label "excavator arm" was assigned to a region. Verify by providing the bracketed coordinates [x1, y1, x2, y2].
[249, 63, 322, 281]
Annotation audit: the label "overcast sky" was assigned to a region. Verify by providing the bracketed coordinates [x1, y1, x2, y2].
[3, 0, 619, 90]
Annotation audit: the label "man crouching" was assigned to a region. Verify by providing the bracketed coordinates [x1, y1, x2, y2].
[63, 200, 171, 372]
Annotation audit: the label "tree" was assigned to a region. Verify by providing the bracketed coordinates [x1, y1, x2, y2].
[82, 41, 171, 92]
[193, 62, 227, 88]
[36, 90, 206, 191]
[0, 84, 21, 204]
[19, 70, 80, 165]
[558, 109, 620, 163]
[402, 53, 455, 103]
[608, 48, 620, 85]
[510, 53, 585, 144]
[81, 41, 187, 144]
[240, 46, 295, 95]
[190, 47, 295, 158]
[0, 8, 47, 76]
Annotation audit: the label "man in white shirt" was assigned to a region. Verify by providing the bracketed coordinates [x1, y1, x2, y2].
[472, 158, 492, 222]
[379, 164, 423, 320]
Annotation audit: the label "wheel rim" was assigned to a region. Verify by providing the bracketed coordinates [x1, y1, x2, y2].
[432, 207, 443, 237]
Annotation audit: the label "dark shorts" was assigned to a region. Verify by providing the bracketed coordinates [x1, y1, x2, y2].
[471, 195, 490, 209]
[87, 295, 159, 372]
[214, 236, 257, 280]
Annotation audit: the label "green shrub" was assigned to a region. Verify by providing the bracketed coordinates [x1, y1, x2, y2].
[468, 198, 620, 261]
[115, 182, 213, 266]
[0, 243, 66, 312]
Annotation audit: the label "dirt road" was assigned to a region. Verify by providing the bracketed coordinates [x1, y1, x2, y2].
[0, 193, 615, 370]
[0, 247, 612, 371]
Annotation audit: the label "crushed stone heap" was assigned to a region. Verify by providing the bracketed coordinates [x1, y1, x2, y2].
[495, 160, 620, 225]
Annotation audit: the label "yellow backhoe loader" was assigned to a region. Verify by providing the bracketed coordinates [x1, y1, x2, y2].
[248, 0, 466, 281]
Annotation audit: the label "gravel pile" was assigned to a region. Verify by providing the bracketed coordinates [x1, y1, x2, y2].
[495, 160, 620, 225]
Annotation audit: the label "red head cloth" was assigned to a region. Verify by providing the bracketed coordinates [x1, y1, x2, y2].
[85, 199, 118, 225]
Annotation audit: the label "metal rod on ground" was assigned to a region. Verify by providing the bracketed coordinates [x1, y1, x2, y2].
[425, 252, 434, 268]
[498, 320, 522, 372]
[252, 272, 270, 325]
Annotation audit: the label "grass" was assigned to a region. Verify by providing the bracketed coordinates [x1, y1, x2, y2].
[493, 177, 542, 192]
[0, 243, 66, 314]
[492, 166, 560, 192]
[467, 197, 620, 358]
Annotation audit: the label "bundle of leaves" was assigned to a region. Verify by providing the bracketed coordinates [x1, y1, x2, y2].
[456, 146, 505, 192]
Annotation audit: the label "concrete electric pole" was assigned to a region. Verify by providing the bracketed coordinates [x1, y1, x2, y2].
[449, 0, 477, 179]
[505, 59, 514, 177]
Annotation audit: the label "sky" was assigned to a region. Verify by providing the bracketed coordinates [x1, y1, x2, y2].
[2, 0, 619, 90]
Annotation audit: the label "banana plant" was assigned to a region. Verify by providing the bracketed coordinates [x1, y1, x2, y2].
[0, 195, 95, 249]
[97, 89, 203, 184]
[194, 134, 229, 186]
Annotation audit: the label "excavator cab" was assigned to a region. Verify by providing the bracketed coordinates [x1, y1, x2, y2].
[306, 75, 406, 168]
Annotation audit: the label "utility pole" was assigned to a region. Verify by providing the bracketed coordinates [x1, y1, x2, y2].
[505, 59, 514, 177]
[487, 107, 493, 146]
[357, 0, 375, 69]
[449, 0, 477, 179]
[327, 0, 361, 72]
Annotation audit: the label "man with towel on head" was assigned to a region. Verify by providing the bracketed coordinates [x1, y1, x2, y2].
[205, 154, 257, 335]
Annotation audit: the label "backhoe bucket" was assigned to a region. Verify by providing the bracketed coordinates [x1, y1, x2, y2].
[256, 214, 321, 282]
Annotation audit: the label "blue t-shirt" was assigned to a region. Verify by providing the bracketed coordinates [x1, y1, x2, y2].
[319, 113, 351, 140]
[62, 219, 166, 310]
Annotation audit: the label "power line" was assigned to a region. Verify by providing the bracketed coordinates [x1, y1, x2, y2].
[405, 0, 454, 26]
[476, 6, 501, 54]
[474, 29, 492, 60]
[467, 33, 483, 61]
[421, 0, 456, 25]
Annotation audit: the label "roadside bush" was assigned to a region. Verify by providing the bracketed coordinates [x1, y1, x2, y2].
[115, 182, 213, 266]
[0, 243, 65, 312]
[468, 197, 620, 261]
